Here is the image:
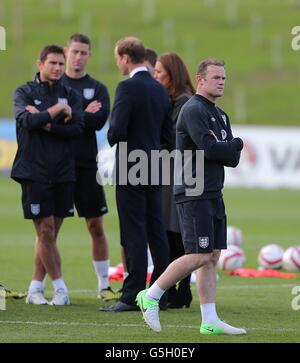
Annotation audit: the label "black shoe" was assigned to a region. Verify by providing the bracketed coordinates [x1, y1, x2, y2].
[167, 285, 177, 304]
[159, 304, 168, 311]
[99, 301, 139, 312]
[167, 288, 192, 309]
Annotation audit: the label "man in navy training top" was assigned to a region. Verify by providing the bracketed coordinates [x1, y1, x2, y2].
[136, 59, 246, 336]
[62, 33, 120, 302]
[11, 45, 84, 305]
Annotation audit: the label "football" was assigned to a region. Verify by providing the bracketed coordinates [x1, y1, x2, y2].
[227, 226, 243, 247]
[218, 245, 245, 271]
[258, 244, 284, 269]
[282, 246, 300, 272]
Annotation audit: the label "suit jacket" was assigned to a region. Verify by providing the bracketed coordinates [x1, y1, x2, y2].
[108, 70, 172, 186]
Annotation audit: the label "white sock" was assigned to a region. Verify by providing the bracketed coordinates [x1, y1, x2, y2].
[123, 271, 129, 280]
[93, 260, 110, 290]
[28, 280, 43, 293]
[200, 303, 219, 324]
[146, 282, 165, 301]
[52, 278, 68, 293]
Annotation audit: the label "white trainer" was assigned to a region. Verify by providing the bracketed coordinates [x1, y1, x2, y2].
[136, 289, 161, 332]
[200, 319, 246, 335]
[26, 289, 49, 305]
[50, 289, 70, 306]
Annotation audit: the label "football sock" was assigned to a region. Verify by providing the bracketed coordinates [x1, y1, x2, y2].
[146, 282, 165, 301]
[93, 260, 110, 290]
[28, 280, 43, 293]
[200, 303, 219, 324]
[52, 278, 68, 293]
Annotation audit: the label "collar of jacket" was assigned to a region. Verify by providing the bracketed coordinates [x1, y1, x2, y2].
[34, 72, 61, 92]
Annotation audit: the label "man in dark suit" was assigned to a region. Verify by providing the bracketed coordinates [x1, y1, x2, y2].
[101, 36, 172, 312]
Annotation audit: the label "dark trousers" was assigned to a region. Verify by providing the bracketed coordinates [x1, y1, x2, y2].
[116, 185, 169, 306]
[167, 230, 191, 301]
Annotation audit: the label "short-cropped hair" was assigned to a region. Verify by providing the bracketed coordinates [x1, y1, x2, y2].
[39, 45, 65, 62]
[197, 59, 225, 77]
[115, 36, 145, 64]
[68, 33, 91, 49]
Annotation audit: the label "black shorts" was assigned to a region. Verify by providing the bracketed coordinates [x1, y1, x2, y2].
[21, 181, 75, 219]
[74, 167, 108, 218]
[177, 198, 227, 254]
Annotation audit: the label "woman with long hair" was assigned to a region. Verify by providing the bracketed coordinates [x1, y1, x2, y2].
[154, 52, 195, 308]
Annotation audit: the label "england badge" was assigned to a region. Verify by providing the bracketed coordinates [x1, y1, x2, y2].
[83, 88, 95, 100]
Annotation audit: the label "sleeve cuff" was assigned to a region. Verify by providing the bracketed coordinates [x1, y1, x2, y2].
[232, 137, 244, 151]
[32, 110, 52, 125]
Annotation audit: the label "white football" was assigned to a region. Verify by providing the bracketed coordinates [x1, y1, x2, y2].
[218, 245, 245, 271]
[227, 226, 243, 247]
[258, 244, 284, 269]
[282, 246, 300, 272]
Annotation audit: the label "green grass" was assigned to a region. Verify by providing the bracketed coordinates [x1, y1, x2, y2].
[0, 176, 300, 343]
[1, 0, 300, 125]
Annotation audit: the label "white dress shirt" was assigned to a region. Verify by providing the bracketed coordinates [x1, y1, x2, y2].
[129, 66, 148, 78]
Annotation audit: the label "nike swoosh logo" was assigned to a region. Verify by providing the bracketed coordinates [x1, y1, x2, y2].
[205, 327, 214, 332]
[140, 297, 147, 312]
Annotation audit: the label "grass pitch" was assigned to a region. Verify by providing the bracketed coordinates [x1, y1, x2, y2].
[0, 176, 300, 343]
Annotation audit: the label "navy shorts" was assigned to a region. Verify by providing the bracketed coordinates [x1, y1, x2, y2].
[176, 198, 227, 254]
[21, 181, 75, 219]
[74, 167, 108, 218]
